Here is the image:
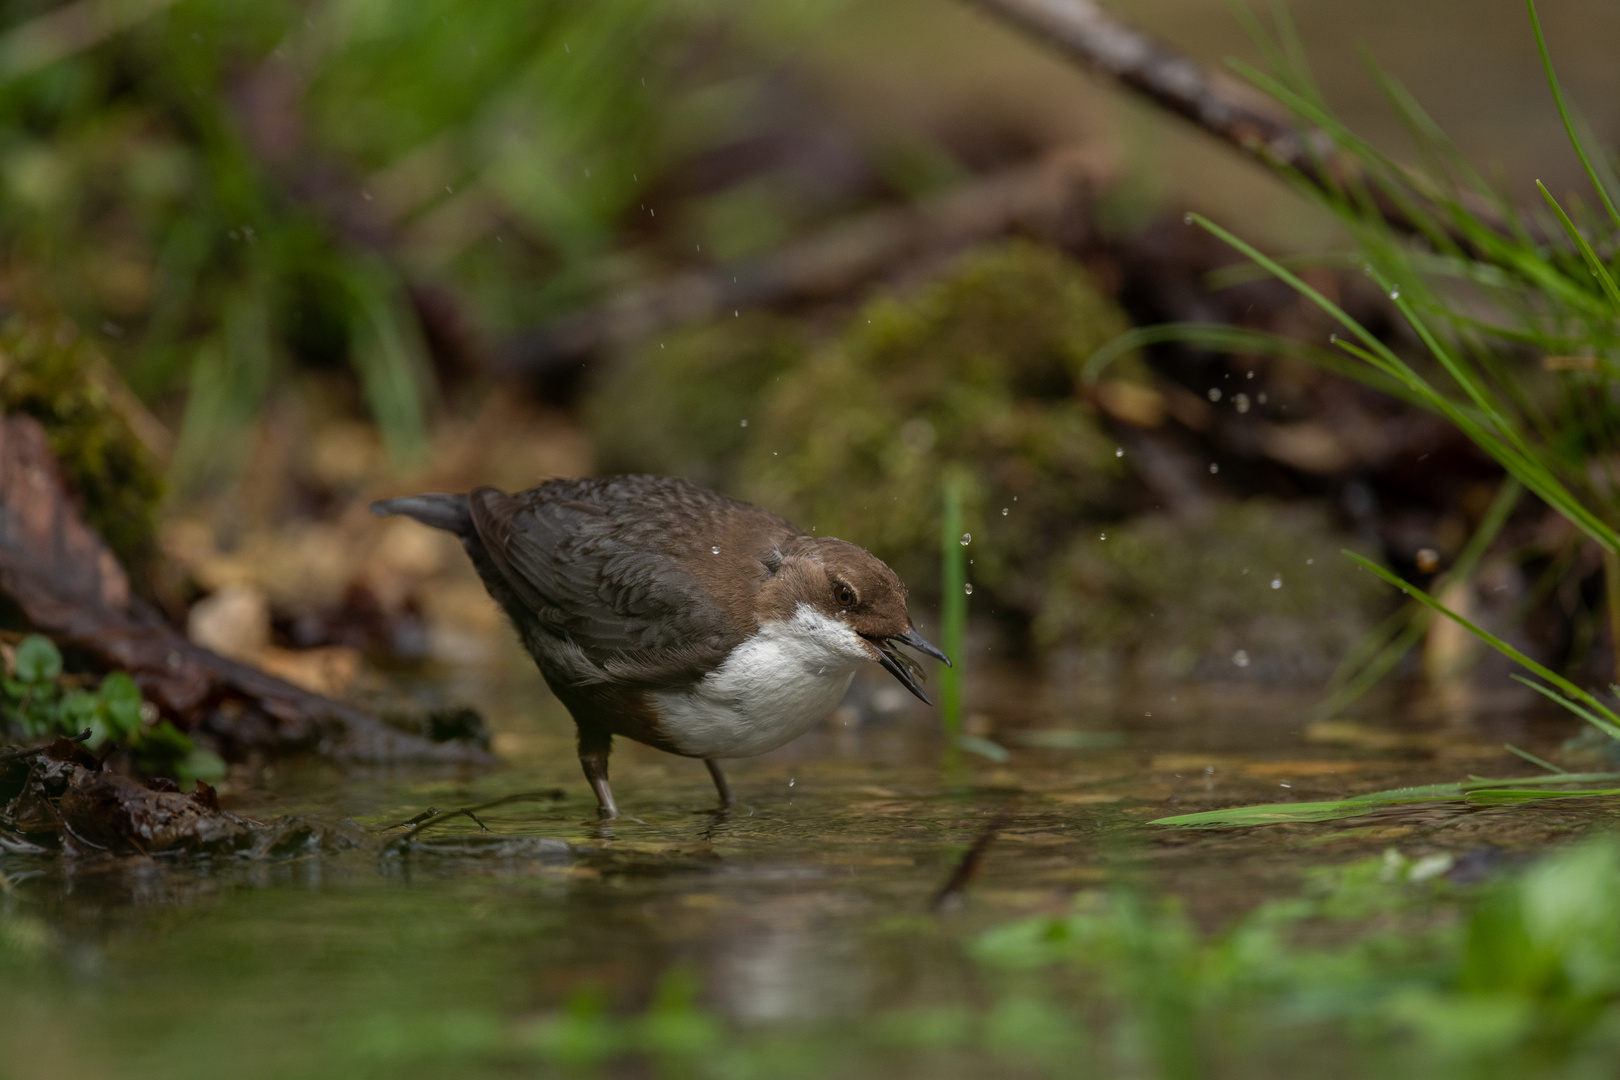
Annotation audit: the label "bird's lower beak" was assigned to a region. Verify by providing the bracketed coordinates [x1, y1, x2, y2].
[862, 625, 951, 706]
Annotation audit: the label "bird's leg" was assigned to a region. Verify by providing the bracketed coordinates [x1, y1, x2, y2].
[704, 759, 735, 808]
[578, 730, 618, 819]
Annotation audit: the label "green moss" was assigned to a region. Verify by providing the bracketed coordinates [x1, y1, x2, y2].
[0, 318, 165, 583]
[1035, 500, 1389, 682]
[738, 240, 1136, 613]
[585, 313, 805, 490]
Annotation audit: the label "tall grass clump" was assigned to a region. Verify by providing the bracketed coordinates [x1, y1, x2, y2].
[1100, 1, 1620, 747]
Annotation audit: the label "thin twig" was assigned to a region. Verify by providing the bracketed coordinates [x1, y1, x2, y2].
[389, 789, 567, 847]
[368, 807, 441, 832]
[973, 0, 1315, 176]
[498, 150, 1096, 375]
[967, 0, 1502, 245]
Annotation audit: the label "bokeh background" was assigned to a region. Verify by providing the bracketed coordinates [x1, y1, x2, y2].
[3, 0, 1618, 725]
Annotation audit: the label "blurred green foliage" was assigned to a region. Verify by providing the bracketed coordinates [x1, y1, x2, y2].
[0, 0, 833, 495]
[0, 633, 224, 781]
[587, 313, 805, 490]
[970, 838, 1620, 1079]
[1037, 501, 1389, 681]
[0, 316, 164, 577]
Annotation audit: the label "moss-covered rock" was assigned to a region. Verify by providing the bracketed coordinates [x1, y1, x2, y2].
[1035, 501, 1389, 683]
[0, 319, 165, 583]
[737, 240, 1137, 616]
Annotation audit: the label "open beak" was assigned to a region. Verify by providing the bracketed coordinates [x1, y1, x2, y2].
[862, 626, 951, 706]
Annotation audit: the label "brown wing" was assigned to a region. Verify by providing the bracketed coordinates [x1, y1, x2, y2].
[468, 476, 797, 689]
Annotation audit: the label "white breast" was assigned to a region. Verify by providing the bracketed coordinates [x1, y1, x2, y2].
[650, 603, 872, 759]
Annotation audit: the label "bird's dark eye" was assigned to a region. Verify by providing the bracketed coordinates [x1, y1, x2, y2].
[834, 583, 856, 607]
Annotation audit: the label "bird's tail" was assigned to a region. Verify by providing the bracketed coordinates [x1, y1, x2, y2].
[371, 492, 472, 536]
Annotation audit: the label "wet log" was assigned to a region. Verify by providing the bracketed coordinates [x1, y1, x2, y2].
[0, 413, 486, 763]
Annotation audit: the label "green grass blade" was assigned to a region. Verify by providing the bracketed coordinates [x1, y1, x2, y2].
[1154, 772, 1620, 827]
[1535, 180, 1620, 311]
[1527, 0, 1620, 234]
[1503, 744, 1568, 774]
[1084, 322, 1418, 403]
[1345, 552, 1620, 737]
[1317, 478, 1521, 717]
[1511, 675, 1620, 742]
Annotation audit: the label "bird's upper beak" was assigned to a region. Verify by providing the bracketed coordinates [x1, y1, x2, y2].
[862, 625, 951, 705]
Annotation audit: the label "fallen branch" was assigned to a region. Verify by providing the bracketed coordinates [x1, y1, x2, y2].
[973, 0, 1318, 179]
[968, 0, 1504, 244]
[0, 413, 485, 763]
[499, 149, 1099, 376]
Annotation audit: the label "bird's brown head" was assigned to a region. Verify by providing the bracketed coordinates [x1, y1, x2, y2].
[760, 535, 950, 702]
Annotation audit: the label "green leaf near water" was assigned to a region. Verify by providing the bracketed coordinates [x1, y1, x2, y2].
[58, 689, 98, 741]
[14, 635, 61, 683]
[99, 672, 144, 738]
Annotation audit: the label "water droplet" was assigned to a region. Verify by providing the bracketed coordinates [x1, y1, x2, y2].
[740, 418, 748, 427]
[960, 533, 971, 546]
[1389, 287, 1401, 300]
[1271, 576, 1282, 589]
[1183, 212, 1193, 224]
[1001, 507, 1009, 516]
[1232, 649, 1250, 668]
[1099, 532, 1107, 540]
[1233, 393, 1251, 414]
[1208, 463, 1219, 474]
[1415, 547, 1440, 573]
[1115, 446, 1124, 457]
[964, 583, 974, 595]
[1258, 392, 1268, 404]
[788, 778, 795, 787]
[1329, 333, 1338, 344]
[1207, 387, 1222, 402]
[1279, 782, 1291, 789]
[1246, 370, 1255, 379]
[711, 546, 720, 555]
[1306, 558, 1314, 565]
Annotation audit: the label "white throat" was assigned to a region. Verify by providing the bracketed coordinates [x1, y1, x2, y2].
[650, 603, 871, 758]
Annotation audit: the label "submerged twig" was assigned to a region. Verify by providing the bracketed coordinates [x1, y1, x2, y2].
[369, 807, 441, 831]
[386, 789, 567, 848]
[930, 806, 1014, 913]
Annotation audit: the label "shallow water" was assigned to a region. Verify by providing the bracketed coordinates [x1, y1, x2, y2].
[0, 664, 1605, 1079]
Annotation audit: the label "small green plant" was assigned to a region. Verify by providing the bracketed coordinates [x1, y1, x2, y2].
[972, 837, 1620, 1078]
[1, 633, 224, 782]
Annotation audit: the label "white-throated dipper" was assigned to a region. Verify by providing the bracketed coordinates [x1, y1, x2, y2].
[372, 475, 949, 818]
